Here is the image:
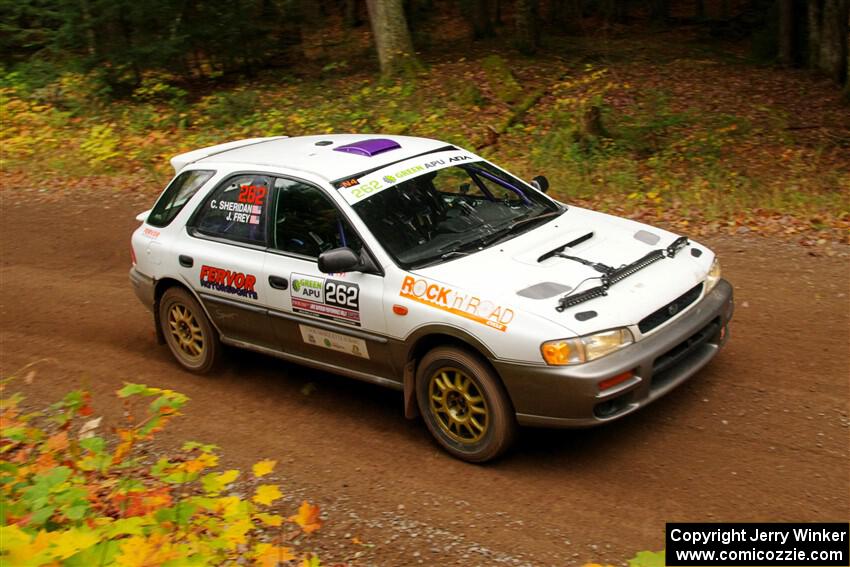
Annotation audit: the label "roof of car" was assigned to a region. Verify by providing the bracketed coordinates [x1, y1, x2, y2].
[191, 134, 450, 182]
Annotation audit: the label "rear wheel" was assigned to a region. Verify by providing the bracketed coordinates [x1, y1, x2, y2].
[159, 287, 220, 373]
[416, 346, 516, 463]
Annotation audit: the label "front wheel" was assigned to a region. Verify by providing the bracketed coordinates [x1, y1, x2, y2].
[416, 346, 517, 463]
[159, 287, 220, 374]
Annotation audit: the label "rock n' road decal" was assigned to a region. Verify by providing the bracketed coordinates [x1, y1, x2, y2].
[399, 275, 514, 332]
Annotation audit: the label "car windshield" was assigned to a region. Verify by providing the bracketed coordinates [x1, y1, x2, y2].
[336, 151, 561, 269]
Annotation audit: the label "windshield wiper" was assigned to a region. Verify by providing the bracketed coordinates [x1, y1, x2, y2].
[414, 209, 564, 268]
[414, 250, 469, 268]
[475, 209, 563, 248]
[505, 209, 563, 231]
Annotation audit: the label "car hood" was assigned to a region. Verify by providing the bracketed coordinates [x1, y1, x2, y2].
[411, 205, 714, 337]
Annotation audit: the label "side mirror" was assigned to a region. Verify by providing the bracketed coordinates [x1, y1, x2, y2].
[318, 247, 361, 274]
[531, 175, 549, 193]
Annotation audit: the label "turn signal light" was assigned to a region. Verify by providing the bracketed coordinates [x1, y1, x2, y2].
[392, 304, 408, 316]
[542, 342, 571, 365]
[598, 371, 633, 392]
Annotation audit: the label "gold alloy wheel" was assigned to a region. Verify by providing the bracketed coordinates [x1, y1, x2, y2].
[167, 303, 205, 360]
[428, 367, 489, 444]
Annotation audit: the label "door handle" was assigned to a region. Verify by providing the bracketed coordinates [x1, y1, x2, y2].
[179, 255, 194, 268]
[268, 275, 289, 290]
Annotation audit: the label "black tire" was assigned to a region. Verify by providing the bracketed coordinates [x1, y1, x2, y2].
[158, 287, 220, 374]
[416, 346, 517, 463]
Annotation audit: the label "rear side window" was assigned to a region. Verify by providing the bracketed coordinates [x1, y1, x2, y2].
[148, 170, 215, 227]
[192, 174, 271, 246]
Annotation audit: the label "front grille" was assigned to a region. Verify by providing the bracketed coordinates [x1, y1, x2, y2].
[638, 283, 704, 334]
[652, 318, 720, 388]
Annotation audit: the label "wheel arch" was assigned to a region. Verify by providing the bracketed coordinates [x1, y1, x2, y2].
[152, 277, 219, 344]
[400, 325, 508, 419]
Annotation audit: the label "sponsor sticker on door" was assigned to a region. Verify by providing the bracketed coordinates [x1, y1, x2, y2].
[291, 273, 361, 326]
[200, 265, 258, 300]
[299, 325, 369, 359]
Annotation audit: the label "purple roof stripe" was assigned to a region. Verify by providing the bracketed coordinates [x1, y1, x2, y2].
[333, 138, 401, 157]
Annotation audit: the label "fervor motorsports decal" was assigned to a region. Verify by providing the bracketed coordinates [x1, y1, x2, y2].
[200, 265, 258, 300]
[399, 276, 514, 332]
[291, 273, 360, 326]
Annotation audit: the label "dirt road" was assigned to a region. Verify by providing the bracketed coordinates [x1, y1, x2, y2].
[1, 191, 848, 566]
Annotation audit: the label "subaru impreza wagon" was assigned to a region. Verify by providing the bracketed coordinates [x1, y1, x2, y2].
[130, 135, 734, 462]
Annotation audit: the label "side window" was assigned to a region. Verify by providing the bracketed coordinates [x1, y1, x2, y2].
[147, 169, 215, 227]
[192, 174, 271, 245]
[272, 178, 362, 258]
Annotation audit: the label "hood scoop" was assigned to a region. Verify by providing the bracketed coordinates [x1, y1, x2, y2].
[538, 232, 594, 263]
[333, 138, 401, 157]
[516, 281, 572, 300]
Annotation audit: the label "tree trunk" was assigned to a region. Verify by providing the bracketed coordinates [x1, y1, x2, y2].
[600, 0, 627, 24]
[808, 0, 849, 84]
[492, 0, 502, 25]
[844, 54, 850, 100]
[808, 0, 823, 68]
[514, 0, 538, 54]
[78, 0, 97, 57]
[818, 0, 849, 84]
[695, 0, 705, 20]
[299, 0, 325, 60]
[778, 0, 794, 65]
[650, 0, 669, 23]
[344, 0, 362, 27]
[720, 0, 731, 20]
[469, 0, 494, 39]
[365, 0, 419, 76]
[549, 0, 582, 34]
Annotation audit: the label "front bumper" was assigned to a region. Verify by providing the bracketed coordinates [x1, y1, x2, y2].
[494, 279, 734, 427]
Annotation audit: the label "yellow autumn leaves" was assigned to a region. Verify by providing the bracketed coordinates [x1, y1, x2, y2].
[253, 458, 277, 477]
[1, 380, 324, 566]
[254, 484, 283, 506]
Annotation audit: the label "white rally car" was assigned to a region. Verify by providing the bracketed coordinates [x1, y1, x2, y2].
[130, 135, 733, 462]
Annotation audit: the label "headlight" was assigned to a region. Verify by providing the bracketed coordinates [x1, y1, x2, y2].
[705, 257, 721, 292]
[541, 328, 634, 365]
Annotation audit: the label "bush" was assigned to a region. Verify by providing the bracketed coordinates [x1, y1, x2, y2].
[0, 374, 323, 566]
[481, 55, 523, 104]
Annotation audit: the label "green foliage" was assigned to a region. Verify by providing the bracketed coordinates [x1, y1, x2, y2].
[132, 74, 187, 105]
[0, 376, 323, 566]
[482, 55, 523, 104]
[582, 550, 666, 567]
[0, 0, 303, 94]
[455, 82, 486, 106]
[526, 65, 850, 225]
[194, 88, 262, 128]
[2, 54, 847, 240]
[629, 550, 666, 567]
[80, 124, 122, 165]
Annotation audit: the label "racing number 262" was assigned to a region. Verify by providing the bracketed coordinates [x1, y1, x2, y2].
[350, 180, 382, 201]
[238, 184, 267, 205]
[325, 281, 359, 310]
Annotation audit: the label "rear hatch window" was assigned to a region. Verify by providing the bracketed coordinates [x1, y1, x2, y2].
[148, 169, 215, 227]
